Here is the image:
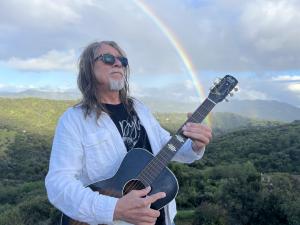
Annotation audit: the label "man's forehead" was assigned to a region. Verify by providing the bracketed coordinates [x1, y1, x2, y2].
[97, 44, 120, 55]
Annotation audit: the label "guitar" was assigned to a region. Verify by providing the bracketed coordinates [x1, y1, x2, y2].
[60, 75, 238, 225]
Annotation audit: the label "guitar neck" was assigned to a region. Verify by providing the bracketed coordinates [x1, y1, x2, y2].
[137, 98, 216, 185]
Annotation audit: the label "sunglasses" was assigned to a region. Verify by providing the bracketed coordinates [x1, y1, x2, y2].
[94, 53, 128, 67]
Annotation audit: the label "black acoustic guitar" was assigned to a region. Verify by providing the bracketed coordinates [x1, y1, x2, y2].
[61, 75, 238, 225]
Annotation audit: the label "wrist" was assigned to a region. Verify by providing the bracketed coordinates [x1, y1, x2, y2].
[113, 199, 122, 221]
[192, 142, 204, 153]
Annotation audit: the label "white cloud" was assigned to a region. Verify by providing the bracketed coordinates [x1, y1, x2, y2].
[184, 79, 194, 90]
[237, 89, 269, 100]
[4, 49, 77, 72]
[241, 0, 300, 52]
[1, 0, 300, 106]
[288, 83, 300, 92]
[0, 0, 89, 29]
[130, 82, 147, 97]
[272, 75, 300, 81]
[0, 83, 78, 92]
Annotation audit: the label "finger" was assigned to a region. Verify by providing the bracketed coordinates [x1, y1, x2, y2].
[138, 223, 156, 225]
[183, 127, 212, 140]
[182, 124, 212, 140]
[133, 186, 151, 197]
[141, 209, 160, 220]
[136, 208, 159, 223]
[147, 208, 160, 218]
[185, 123, 212, 133]
[183, 131, 211, 145]
[144, 192, 166, 205]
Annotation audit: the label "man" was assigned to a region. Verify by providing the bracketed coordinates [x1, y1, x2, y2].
[45, 41, 212, 225]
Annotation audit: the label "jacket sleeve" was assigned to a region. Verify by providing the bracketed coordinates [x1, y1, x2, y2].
[45, 110, 118, 225]
[148, 111, 205, 164]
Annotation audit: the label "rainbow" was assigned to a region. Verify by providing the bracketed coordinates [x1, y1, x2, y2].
[133, 0, 212, 126]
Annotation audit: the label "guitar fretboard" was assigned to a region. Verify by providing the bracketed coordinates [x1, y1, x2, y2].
[137, 98, 216, 186]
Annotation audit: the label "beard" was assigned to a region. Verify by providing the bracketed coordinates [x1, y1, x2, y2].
[109, 76, 125, 91]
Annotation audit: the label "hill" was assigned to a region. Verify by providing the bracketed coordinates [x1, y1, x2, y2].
[155, 111, 281, 136]
[0, 98, 280, 137]
[213, 99, 300, 122]
[0, 118, 299, 224]
[0, 97, 299, 225]
[1, 91, 300, 122]
[195, 120, 300, 173]
[0, 98, 76, 135]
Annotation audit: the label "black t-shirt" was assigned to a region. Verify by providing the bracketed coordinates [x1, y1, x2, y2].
[104, 103, 166, 225]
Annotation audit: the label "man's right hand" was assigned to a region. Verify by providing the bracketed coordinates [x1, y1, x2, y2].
[113, 186, 166, 225]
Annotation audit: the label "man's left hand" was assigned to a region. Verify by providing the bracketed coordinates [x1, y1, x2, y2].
[182, 113, 212, 153]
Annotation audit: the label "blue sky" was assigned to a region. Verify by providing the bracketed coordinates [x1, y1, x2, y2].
[0, 0, 300, 106]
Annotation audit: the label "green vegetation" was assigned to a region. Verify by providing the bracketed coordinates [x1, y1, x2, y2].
[155, 112, 282, 136]
[0, 98, 299, 225]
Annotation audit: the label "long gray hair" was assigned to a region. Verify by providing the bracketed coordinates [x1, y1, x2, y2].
[75, 41, 133, 119]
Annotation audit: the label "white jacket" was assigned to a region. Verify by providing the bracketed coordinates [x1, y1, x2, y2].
[45, 100, 205, 225]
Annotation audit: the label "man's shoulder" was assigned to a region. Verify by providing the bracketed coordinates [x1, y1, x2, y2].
[59, 104, 85, 122]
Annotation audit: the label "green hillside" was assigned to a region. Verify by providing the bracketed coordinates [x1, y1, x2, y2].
[0, 98, 281, 136]
[0, 98, 76, 135]
[155, 111, 282, 136]
[0, 98, 299, 225]
[196, 120, 300, 173]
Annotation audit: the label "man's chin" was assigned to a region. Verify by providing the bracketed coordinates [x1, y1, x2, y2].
[109, 78, 125, 91]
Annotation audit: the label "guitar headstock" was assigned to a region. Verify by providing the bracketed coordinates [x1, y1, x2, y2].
[208, 75, 238, 103]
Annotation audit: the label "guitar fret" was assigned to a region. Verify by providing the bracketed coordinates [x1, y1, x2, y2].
[139, 97, 218, 185]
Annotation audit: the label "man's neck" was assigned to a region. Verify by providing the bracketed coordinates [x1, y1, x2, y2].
[100, 91, 121, 105]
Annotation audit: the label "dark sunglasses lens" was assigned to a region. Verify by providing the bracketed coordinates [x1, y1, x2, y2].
[100, 54, 128, 67]
[119, 57, 128, 67]
[102, 54, 115, 65]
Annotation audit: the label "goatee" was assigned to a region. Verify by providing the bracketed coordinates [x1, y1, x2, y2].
[109, 77, 125, 91]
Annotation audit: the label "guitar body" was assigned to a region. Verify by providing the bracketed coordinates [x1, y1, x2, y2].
[61, 148, 179, 225]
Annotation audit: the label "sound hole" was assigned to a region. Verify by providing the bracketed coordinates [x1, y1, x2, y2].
[123, 179, 146, 195]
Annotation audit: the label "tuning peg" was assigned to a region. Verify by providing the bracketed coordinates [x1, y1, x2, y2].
[229, 92, 234, 97]
[209, 86, 215, 91]
[213, 77, 221, 85]
[234, 86, 239, 92]
[224, 98, 229, 102]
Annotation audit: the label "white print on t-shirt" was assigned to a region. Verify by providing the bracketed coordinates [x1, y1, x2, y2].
[119, 115, 141, 150]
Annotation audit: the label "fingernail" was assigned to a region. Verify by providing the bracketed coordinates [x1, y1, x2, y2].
[162, 193, 166, 197]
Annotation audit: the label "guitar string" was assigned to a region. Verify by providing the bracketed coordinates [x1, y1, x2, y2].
[136, 100, 215, 180]
[124, 82, 238, 192]
[125, 118, 214, 192]
[137, 101, 215, 183]
[124, 100, 215, 192]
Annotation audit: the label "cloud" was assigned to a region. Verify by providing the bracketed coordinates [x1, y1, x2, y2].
[3, 49, 77, 72]
[1, 0, 300, 73]
[184, 79, 194, 90]
[1, 0, 300, 107]
[0, 83, 77, 93]
[0, 0, 91, 29]
[271, 75, 300, 81]
[288, 83, 300, 92]
[237, 89, 269, 100]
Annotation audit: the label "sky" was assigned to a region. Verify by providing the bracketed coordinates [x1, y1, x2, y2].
[0, 0, 300, 107]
